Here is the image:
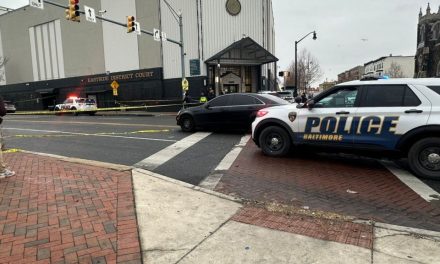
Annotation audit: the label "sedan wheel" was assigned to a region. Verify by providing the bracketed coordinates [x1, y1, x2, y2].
[180, 116, 195, 132]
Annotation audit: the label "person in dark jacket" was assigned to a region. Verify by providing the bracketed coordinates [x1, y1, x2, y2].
[207, 88, 215, 101]
[0, 96, 15, 179]
[183, 91, 191, 109]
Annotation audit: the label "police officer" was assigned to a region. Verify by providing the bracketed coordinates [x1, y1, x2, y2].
[199, 92, 208, 104]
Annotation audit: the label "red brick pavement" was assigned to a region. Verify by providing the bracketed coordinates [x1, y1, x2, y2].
[232, 207, 373, 249]
[215, 142, 440, 231]
[0, 152, 141, 264]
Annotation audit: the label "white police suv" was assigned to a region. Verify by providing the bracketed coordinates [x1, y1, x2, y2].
[252, 78, 440, 180]
[54, 97, 97, 116]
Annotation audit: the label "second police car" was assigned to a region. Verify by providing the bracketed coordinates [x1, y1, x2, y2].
[54, 97, 98, 116]
[251, 78, 440, 180]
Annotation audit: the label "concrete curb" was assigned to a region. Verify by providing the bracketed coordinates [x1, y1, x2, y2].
[20, 150, 132, 172]
[354, 220, 440, 238]
[132, 168, 243, 203]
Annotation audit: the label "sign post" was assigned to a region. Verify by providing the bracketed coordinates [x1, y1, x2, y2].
[153, 29, 161, 41]
[30, 0, 44, 10]
[135, 22, 141, 35]
[84, 6, 97, 23]
[182, 78, 189, 91]
[111, 80, 119, 97]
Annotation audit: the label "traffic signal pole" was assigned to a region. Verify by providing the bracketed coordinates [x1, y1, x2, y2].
[44, 0, 181, 46]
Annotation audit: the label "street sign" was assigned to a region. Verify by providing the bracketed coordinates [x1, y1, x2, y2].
[111, 80, 119, 90]
[153, 28, 161, 41]
[182, 78, 189, 91]
[161, 32, 167, 42]
[190, 59, 200, 76]
[84, 6, 97, 23]
[30, 0, 44, 10]
[112, 87, 118, 96]
[134, 22, 141, 35]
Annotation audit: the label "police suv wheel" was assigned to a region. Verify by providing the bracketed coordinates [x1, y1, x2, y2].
[259, 126, 291, 157]
[408, 137, 440, 180]
[180, 116, 195, 132]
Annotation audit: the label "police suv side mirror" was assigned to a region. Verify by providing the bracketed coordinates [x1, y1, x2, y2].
[307, 100, 315, 109]
[294, 96, 302, 104]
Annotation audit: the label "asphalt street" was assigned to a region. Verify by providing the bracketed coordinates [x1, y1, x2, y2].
[2, 114, 440, 191]
[2, 115, 244, 185]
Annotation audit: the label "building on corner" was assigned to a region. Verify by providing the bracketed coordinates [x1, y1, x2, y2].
[337, 65, 364, 83]
[363, 55, 414, 78]
[415, 3, 440, 78]
[0, 0, 276, 110]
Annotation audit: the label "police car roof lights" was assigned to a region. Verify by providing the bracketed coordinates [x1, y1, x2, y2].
[360, 74, 389, 81]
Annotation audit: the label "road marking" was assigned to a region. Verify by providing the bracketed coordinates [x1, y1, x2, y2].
[5, 119, 179, 128]
[135, 132, 211, 170]
[199, 135, 250, 190]
[381, 161, 440, 202]
[4, 128, 177, 143]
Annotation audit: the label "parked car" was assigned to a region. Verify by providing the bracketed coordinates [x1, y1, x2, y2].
[176, 93, 288, 132]
[252, 77, 440, 180]
[3, 101, 16, 113]
[277, 90, 295, 103]
[257, 91, 280, 97]
[54, 97, 97, 116]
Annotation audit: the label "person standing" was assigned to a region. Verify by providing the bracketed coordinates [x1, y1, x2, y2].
[199, 92, 208, 103]
[183, 91, 191, 109]
[301, 93, 307, 103]
[207, 88, 215, 101]
[0, 96, 15, 179]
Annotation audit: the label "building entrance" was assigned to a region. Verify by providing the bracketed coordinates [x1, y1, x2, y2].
[205, 37, 278, 96]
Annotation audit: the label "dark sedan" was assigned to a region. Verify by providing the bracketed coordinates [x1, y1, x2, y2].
[176, 93, 288, 132]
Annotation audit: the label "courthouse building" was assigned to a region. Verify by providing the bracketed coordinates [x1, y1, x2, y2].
[0, 0, 276, 110]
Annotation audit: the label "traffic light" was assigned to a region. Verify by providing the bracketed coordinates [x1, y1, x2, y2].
[127, 16, 136, 33]
[65, 0, 80, 22]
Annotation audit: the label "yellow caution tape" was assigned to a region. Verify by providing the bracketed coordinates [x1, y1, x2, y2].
[9, 103, 200, 115]
[6, 129, 170, 139]
[3, 148, 22, 153]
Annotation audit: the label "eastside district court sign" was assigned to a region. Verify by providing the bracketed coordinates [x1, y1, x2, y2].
[85, 69, 161, 85]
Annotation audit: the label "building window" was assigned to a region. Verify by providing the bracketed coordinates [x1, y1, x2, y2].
[432, 22, 440, 40]
[437, 62, 440, 77]
[420, 24, 426, 42]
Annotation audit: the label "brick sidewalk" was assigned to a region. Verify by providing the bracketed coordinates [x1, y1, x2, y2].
[232, 206, 373, 249]
[0, 153, 141, 264]
[215, 142, 440, 231]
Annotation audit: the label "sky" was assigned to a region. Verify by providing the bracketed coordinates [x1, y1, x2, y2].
[273, 0, 439, 84]
[1, 0, 438, 85]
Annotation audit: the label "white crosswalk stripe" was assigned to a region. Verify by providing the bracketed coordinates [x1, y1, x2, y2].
[199, 135, 250, 190]
[382, 161, 440, 202]
[134, 132, 212, 170]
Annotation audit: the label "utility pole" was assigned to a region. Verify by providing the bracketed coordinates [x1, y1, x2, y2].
[179, 13, 185, 96]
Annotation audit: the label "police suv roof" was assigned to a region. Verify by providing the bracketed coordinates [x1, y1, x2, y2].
[339, 78, 440, 87]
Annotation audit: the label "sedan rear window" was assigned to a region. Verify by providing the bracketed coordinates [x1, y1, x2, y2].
[428, 86, 440, 95]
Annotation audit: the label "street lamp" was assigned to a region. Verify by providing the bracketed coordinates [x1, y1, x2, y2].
[162, 0, 186, 99]
[295, 31, 317, 94]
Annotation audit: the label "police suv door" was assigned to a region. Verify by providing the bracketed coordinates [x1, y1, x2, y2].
[296, 86, 361, 147]
[353, 84, 431, 150]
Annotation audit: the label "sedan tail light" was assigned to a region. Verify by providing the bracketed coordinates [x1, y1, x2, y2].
[256, 110, 269, 117]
